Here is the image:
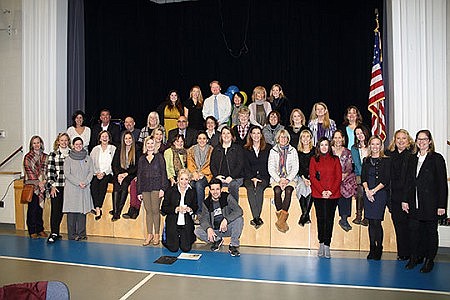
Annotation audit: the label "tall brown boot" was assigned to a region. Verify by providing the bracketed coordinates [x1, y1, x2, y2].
[352, 194, 363, 225]
[275, 210, 289, 233]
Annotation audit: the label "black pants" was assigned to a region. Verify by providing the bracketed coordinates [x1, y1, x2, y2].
[244, 179, 268, 219]
[91, 174, 111, 208]
[337, 196, 352, 218]
[164, 224, 194, 253]
[391, 200, 410, 257]
[50, 187, 64, 235]
[368, 219, 383, 247]
[274, 185, 294, 211]
[27, 194, 44, 235]
[409, 218, 438, 260]
[313, 198, 338, 246]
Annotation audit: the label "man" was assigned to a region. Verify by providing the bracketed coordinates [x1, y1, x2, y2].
[167, 116, 197, 148]
[89, 109, 121, 152]
[194, 178, 244, 257]
[123, 116, 141, 142]
[202, 81, 231, 131]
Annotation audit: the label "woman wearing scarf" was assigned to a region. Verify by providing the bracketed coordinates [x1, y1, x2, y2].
[248, 86, 272, 128]
[187, 132, 213, 221]
[164, 134, 187, 186]
[63, 137, 94, 241]
[23, 136, 48, 239]
[46, 133, 71, 243]
[268, 129, 299, 233]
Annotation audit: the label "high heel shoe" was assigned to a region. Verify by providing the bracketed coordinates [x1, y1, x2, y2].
[142, 239, 152, 246]
[95, 210, 103, 221]
[152, 235, 160, 245]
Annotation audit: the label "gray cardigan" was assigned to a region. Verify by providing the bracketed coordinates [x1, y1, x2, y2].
[63, 155, 94, 214]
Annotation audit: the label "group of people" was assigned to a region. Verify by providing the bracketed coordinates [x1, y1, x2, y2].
[22, 81, 447, 269]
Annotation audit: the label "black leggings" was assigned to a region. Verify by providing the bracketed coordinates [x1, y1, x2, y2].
[368, 219, 383, 247]
[274, 185, 294, 211]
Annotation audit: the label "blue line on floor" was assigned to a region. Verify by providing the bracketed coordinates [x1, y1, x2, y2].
[1, 235, 449, 293]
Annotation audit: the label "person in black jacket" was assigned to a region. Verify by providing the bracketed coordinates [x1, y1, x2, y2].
[385, 129, 415, 261]
[89, 109, 121, 152]
[243, 126, 270, 229]
[161, 169, 198, 252]
[403, 130, 448, 273]
[167, 116, 198, 148]
[210, 126, 244, 202]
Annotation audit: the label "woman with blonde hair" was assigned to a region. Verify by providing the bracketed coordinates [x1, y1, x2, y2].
[268, 129, 299, 232]
[138, 112, 166, 147]
[362, 135, 390, 260]
[268, 83, 290, 126]
[308, 101, 337, 145]
[138, 136, 169, 246]
[286, 108, 309, 148]
[296, 129, 315, 226]
[47, 133, 70, 243]
[385, 129, 414, 260]
[184, 85, 205, 130]
[248, 86, 272, 128]
[111, 131, 141, 221]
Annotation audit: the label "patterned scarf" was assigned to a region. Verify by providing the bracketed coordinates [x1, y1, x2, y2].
[278, 145, 289, 178]
[171, 146, 187, 175]
[24, 150, 48, 204]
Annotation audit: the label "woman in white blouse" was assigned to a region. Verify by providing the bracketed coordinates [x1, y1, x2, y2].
[90, 130, 116, 220]
[67, 110, 91, 151]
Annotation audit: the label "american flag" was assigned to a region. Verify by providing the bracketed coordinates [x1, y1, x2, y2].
[368, 20, 386, 141]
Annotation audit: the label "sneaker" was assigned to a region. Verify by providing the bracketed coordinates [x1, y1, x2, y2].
[324, 245, 331, 259]
[229, 245, 240, 257]
[255, 217, 264, 229]
[47, 233, 58, 244]
[318, 243, 324, 257]
[210, 238, 223, 251]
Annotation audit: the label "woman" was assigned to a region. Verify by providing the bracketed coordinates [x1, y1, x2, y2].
[187, 132, 213, 219]
[138, 112, 166, 148]
[268, 129, 299, 233]
[308, 102, 337, 146]
[362, 135, 390, 260]
[152, 126, 169, 154]
[23, 136, 48, 239]
[338, 106, 364, 149]
[210, 126, 244, 202]
[296, 129, 315, 226]
[67, 110, 91, 151]
[232, 106, 251, 146]
[184, 85, 205, 130]
[243, 126, 270, 229]
[248, 86, 272, 128]
[90, 130, 116, 221]
[111, 131, 140, 221]
[262, 110, 284, 146]
[161, 169, 198, 252]
[403, 130, 447, 273]
[310, 137, 341, 258]
[157, 90, 184, 136]
[164, 134, 187, 186]
[46, 133, 70, 243]
[385, 129, 414, 261]
[63, 137, 94, 241]
[332, 130, 357, 232]
[351, 125, 370, 226]
[268, 83, 290, 126]
[286, 108, 309, 149]
[205, 116, 221, 148]
[138, 136, 169, 246]
[229, 91, 247, 128]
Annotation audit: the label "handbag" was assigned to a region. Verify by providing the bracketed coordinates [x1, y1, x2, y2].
[20, 184, 35, 204]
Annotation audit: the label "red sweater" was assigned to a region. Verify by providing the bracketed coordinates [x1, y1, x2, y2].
[309, 153, 342, 199]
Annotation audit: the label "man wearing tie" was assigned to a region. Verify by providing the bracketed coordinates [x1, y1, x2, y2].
[167, 116, 198, 148]
[202, 81, 231, 131]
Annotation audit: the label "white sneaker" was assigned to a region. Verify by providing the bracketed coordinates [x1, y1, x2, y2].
[318, 243, 324, 257]
[324, 245, 331, 259]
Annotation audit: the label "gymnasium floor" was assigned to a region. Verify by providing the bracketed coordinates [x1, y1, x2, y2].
[0, 225, 449, 300]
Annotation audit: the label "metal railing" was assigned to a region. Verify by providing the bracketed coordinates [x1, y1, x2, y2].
[0, 146, 23, 169]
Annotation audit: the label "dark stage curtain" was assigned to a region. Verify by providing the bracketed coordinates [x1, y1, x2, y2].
[67, 0, 86, 126]
[84, 0, 383, 128]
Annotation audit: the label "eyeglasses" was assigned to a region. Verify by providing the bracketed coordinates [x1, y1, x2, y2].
[177, 120, 187, 123]
[417, 138, 429, 141]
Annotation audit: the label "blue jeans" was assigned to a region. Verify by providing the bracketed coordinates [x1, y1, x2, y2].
[190, 177, 208, 214]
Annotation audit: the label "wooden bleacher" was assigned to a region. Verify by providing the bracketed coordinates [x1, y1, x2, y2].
[14, 180, 397, 251]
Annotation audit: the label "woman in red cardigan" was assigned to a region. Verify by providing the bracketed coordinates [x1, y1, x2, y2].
[310, 137, 342, 258]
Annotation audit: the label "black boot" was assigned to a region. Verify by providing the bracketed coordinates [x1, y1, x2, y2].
[374, 245, 383, 260]
[405, 256, 420, 269]
[420, 258, 434, 273]
[298, 196, 307, 226]
[367, 245, 376, 260]
[112, 191, 121, 221]
[130, 206, 140, 219]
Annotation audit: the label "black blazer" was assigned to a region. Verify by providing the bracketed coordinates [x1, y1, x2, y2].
[167, 127, 198, 149]
[161, 185, 198, 248]
[405, 152, 448, 220]
[89, 122, 121, 152]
